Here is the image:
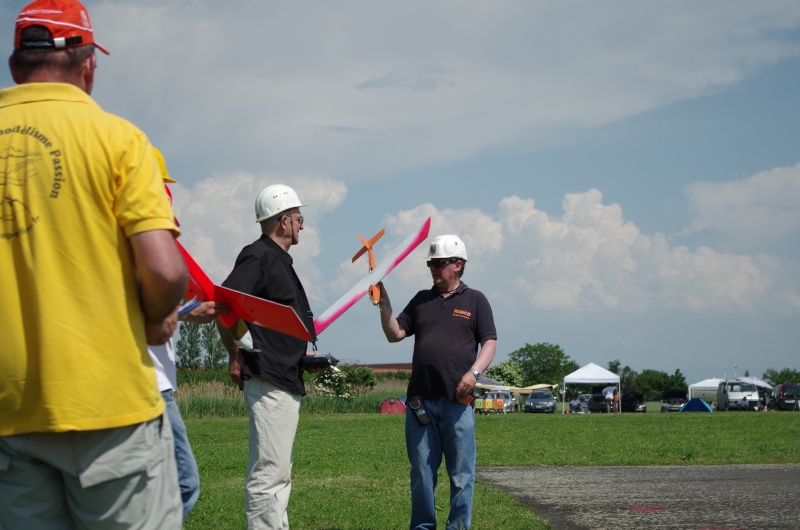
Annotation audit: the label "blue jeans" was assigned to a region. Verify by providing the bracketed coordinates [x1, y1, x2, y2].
[405, 397, 476, 530]
[163, 389, 200, 520]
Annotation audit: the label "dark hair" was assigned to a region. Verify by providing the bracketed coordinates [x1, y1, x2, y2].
[10, 26, 95, 82]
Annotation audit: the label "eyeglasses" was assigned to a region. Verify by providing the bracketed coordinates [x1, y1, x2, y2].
[427, 258, 458, 269]
[284, 214, 304, 225]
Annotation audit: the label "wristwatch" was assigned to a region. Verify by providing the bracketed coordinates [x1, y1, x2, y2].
[469, 369, 482, 381]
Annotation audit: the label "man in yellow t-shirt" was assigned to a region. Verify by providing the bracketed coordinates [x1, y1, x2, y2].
[0, 1, 187, 527]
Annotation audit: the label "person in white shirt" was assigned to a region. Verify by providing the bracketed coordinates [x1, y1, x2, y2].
[602, 385, 617, 413]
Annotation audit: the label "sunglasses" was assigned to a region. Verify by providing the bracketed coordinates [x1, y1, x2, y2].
[427, 258, 458, 269]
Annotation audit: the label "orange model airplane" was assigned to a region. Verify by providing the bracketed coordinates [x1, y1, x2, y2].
[313, 217, 431, 335]
[351, 228, 385, 305]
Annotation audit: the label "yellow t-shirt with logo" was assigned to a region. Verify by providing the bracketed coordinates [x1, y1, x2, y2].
[0, 83, 179, 436]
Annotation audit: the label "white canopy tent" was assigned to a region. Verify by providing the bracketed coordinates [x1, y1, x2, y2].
[737, 376, 772, 390]
[475, 375, 559, 395]
[688, 377, 772, 405]
[476, 382, 558, 394]
[562, 363, 620, 413]
[688, 378, 723, 402]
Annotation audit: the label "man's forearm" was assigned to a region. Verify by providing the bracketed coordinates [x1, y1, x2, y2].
[471, 339, 497, 374]
[377, 283, 405, 342]
[379, 305, 405, 342]
[216, 320, 239, 357]
[130, 231, 187, 323]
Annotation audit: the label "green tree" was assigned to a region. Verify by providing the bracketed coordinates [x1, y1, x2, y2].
[484, 360, 525, 387]
[763, 367, 800, 386]
[344, 365, 377, 395]
[607, 359, 638, 395]
[631, 369, 669, 401]
[607, 359, 621, 375]
[176, 321, 203, 370]
[666, 369, 687, 391]
[201, 323, 226, 370]
[629, 369, 687, 401]
[508, 342, 579, 386]
[376, 370, 410, 382]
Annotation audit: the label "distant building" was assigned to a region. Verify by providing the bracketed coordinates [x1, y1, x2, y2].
[354, 363, 412, 374]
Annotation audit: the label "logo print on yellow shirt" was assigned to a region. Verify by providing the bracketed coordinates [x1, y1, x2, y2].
[1, 145, 43, 239]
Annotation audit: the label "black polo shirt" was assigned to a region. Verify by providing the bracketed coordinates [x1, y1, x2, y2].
[221, 235, 315, 395]
[397, 282, 497, 401]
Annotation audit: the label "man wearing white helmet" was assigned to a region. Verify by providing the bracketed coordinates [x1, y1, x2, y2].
[217, 184, 316, 529]
[378, 234, 497, 530]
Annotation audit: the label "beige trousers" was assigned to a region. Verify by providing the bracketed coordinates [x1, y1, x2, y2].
[0, 415, 182, 529]
[244, 377, 301, 530]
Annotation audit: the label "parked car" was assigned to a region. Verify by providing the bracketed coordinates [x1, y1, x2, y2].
[621, 393, 647, 413]
[660, 389, 686, 412]
[588, 393, 609, 413]
[768, 383, 800, 411]
[486, 388, 517, 413]
[524, 390, 557, 413]
[716, 380, 759, 411]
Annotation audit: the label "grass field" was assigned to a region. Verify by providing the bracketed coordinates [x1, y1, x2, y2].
[182, 402, 800, 530]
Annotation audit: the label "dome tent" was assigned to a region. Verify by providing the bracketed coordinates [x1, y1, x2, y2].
[680, 397, 714, 412]
[379, 397, 406, 414]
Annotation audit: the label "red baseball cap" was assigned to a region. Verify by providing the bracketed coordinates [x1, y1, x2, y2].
[15, 0, 109, 55]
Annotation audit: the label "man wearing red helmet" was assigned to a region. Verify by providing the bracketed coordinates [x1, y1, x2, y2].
[0, 1, 187, 527]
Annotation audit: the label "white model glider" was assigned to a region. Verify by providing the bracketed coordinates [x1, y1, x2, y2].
[313, 217, 431, 335]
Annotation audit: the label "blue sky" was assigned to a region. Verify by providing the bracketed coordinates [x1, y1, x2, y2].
[4, 1, 799, 383]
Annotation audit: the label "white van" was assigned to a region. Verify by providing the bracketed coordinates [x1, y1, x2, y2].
[717, 380, 760, 411]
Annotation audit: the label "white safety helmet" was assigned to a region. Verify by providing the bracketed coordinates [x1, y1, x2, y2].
[254, 184, 308, 223]
[427, 235, 468, 261]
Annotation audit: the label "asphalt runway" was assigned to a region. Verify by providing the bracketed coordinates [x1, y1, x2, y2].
[476, 464, 800, 530]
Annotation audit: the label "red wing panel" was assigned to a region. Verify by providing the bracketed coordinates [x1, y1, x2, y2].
[176, 240, 215, 301]
[214, 285, 311, 341]
[176, 240, 311, 341]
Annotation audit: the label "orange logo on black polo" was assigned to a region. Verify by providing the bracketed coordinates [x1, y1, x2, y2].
[453, 309, 471, 319]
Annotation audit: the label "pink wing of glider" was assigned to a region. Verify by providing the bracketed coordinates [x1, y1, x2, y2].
[313, 217, 431, 336]
[176, 240, 311, 341]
